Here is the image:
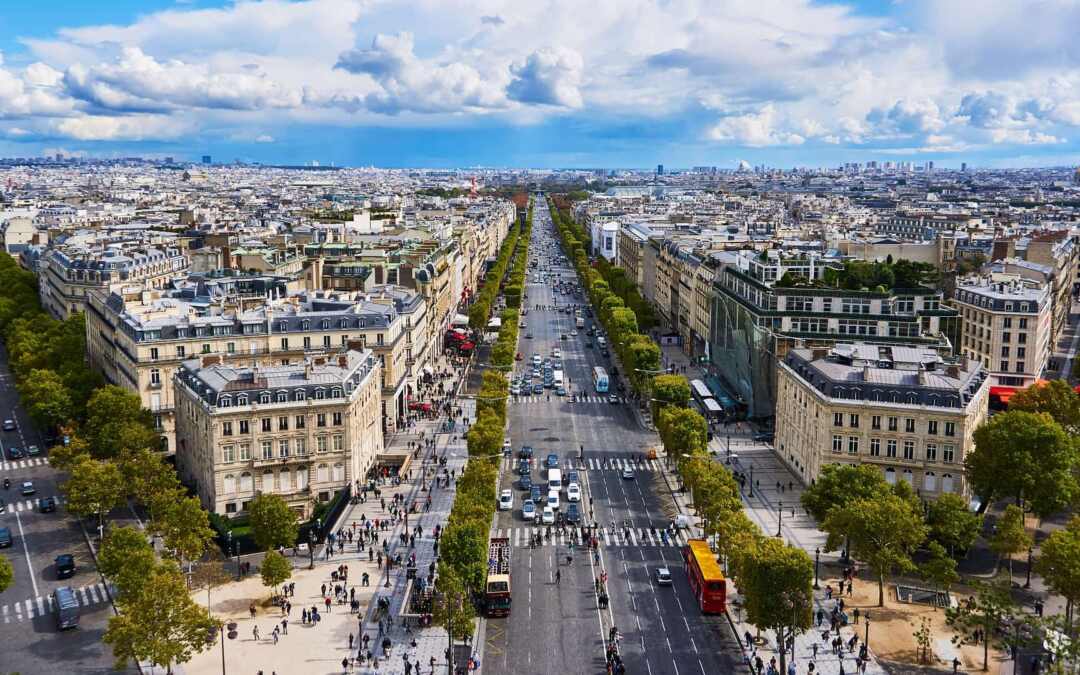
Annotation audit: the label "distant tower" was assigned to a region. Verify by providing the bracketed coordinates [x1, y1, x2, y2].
[469, 176, 479, 199]
[201, 155, 212, 165]
[961, 162, 968, 172]
[656, 164, 664, 176]
[1074, 167, 1080, 185]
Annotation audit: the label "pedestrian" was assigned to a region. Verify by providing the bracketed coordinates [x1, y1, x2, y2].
[953, 657, 961, 673]
[250, 603, 257, 619]
[349, 633, 355, 649]
[281, 619, 288, 635]
[253, 625, 260, 641]
[272, 627, 279, 645]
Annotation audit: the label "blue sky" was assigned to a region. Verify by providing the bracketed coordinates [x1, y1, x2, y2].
[2, 0, 1080, 169]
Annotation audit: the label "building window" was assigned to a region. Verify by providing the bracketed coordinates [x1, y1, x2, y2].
[277, 391, 288, 403]
[279, 439, 289, 458]
[1019, 317, 1027, 329]
[849, 414, 859, 428]
[832, 435, 843, 453]
[927, 420, 938, 435]
[315, 389, 325, 400]
[903, 440, 915, 460]
[222, 445, 236, 463]
[888, 417, 898, 432]
[870, 438, 881, 456]
[260, 392, 271, 404]
[333, 435, 344, 452]
[1003, 317, 1012, 328]
[871, 416, 881, 430]
[317, 436, 328, 453]
[227, 342, 235, 353]
[150, 368, 161, 385]
[1003, 332, 1011, 343]
[331, 388, 342, 399]
[848, 437, 859, 454]
[377, 334, 384, 346]
[239, 472, 253, 492]
[261, 441, 272, 460]
[239, 443, 251, 461]
[943, 445, 955, 463]
[904, 418, 915, 433]
[942, 473, 955, 493]
[833, 413, 843, 427]
[296, 438, 306, 455]
[281, 338, 289, 350]
[261, 417, 272, 432]
[886, 440, 897, 458]
[324, 335, 331, 348]
[332, 412, 343, 426]
[944, 422, 956, 437]
[262, 470, 275, 493]
[237, 395, 248, 406]
[926, 443, 937, 461]
[202, 343, 211, 354]
[303, 336, 312, 349]
[278, 416, 289, 431]
[223, 474, 236, 494]
[239, 420, 250, 434]
[1000, 346, 1010, 358]
[150, 347, 159, 360]
[222, 421, 233, 436]
[177, 346, 186, 358]
[316, 464, 329, 482]
[1000, 360, 1009, 372]
[924, 472, 937, 492]
[295, 415, 305, 429]
[1015, 362, 1025, 373]
[332, 463, 345, 482]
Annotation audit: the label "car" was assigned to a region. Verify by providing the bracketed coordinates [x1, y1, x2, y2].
[519, 475, 533, 491]
[753, 432, 775, 443]
[532, 383, 544, 394]
[541, 506, 556, 525]
[546, 453, 559, 468]
[656, 567, 673, 586]
[556, 386, 566, 396]
[519, 321, 527, 328]
[518, 459, 531, 476]
[560, 333, 567, 340]
[26, 445, 40, 456]
[502, 440, 512, 455]
[525, 333, 533, 339]
[570, 330, 577, 337]
[552, 349, 561, 358]
[532, 355, 542, 366]
[20, 481, 35, 496]
[530, 485, 543, 503]
[567, 470, 579, 484]
[519, 445, 534, 459]
[567, 483, 581, 502]
[0, 527, 11, 547]
[510, 385, 521, 396]
[546, 490, 560, 511]
[522, 500, 536, 520]
[55, 554, 76, 579]
[38, 496, 57, 513]
[498, 489, 514, 511]
[609, 394, 620, 404]
[1, 419, 14, 431]
[7, 446, 23, 460]
[621, 468, 636, 480]
[566, 503, 581, 524]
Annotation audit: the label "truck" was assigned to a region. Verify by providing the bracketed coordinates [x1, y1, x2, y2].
[484, 537, 512, 617]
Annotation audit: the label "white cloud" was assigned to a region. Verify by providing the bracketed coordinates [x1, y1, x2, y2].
[707, 105, 805, 147]
[255, 134, 275, 143]
[54, 114, 192, 141]
[506, 47, 584, 108]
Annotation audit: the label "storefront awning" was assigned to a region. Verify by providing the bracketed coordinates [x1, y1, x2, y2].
[451, 313, 469, 326]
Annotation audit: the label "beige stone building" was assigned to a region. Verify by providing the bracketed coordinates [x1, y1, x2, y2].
[775, 343, 990, 499]
[173, 349, 382, 517]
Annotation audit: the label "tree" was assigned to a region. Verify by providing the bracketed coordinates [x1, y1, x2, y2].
[99, 525, 158, 600]
[154, 495, 215, 568]
[119, 448, 182, 520]
[801, 463, 890, 522]
[926, 492, 983, 557]
[920, 541, 960, 597]
[1035, 515, 1080, 631]
[19, 368, 74, 431]
[260, 550, 292, 598]
[657, 406, 708, 464]
[651, 374, 690, 419]
[190, 560, 233, 617]
[104, 562, 217, 674]
[0, 557, 12, 593]
[946, 579, 1019, 671]
[83, 385, 159, 459]
[914, 617, 933, 664]
[431, 564, 476, 645]
[248, 494, 299, 551]
[1008, 379, 1080, 436]
[439, 520, 488, 592]
[741, 538, 814, 675]
[822, 494, 927, 606]
[46, 430, 90, 472]
[62, 455, 126, 533]
[465, 408, 503, 458]
[967, 411, 1079, 518]
[991, 504, 1032, 582]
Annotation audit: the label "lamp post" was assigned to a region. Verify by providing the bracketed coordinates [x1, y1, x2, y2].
[749, 464, 754, 498]
[813, 547, 820, 590]
[308, 521, 318, 570]
[864, 611, 870, 646]
[777, 501, 783, 537]
[726, 433, 731, 458]
[1024, 547, 1033, 589]
[226, 532, 237, 581]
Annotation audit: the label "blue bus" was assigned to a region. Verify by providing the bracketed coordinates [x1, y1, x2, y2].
[592, 366, 609, 393]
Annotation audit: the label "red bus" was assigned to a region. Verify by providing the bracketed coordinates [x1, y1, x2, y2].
[682, 539, 727, 614]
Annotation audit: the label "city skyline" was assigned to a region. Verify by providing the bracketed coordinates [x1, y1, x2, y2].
[2, 0, 1080, 169]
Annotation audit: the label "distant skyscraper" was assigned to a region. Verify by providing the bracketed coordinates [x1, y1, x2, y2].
[961, 162, 968, 172]
[201, 155, 212, 165]
[927, 161, 935, 172]
[656, 164, 664, 176]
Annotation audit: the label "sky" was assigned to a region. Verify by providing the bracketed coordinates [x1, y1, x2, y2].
[2, 0, 1080, 169]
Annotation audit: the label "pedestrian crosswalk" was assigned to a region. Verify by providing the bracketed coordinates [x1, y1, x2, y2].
[0, 457, 48, 472]
[490, 526, 689, 549]
[503, 457, 664, 473]
[2, 496, 63, 514]
[508, 395, 627, 405]
[1, 582, 112, 624]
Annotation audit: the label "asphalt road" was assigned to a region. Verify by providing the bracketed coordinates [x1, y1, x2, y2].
[0, 343, 126, 675]
[484, 199, 744, 675]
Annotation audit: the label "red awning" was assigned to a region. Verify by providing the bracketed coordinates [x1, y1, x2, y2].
[989, 386, 1018, 404]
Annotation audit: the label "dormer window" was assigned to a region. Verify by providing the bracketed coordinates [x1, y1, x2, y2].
[301, 320, 310, 330]
[278, 321, 287, 332]
[331, 388, 343, 399]
[321, 319, 330, 329]
[296, 389, 306, 401]
[276, 391, 288, 403]
[219, 397, 231, 407]
[339, 318, 348, 329]
[314, 388, 326, 400]
[237, 394, 249, 405]
[260, 392, 271, 404]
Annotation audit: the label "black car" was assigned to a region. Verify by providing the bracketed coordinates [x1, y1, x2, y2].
[7, 446, 23, 460]
[519, 475, 533, 491]
[38, 496, 57, 513]
[519, 445, 534, 459]
[0, 527, 11, 548]
[753, 432, 775, 443]
[55, 554, 76, 579]
[566, 504, 581, 524]
[518, 460, 531, 476]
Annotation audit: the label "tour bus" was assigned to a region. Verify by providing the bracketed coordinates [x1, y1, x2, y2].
[548, 468, 563, 493]
[683, 539, 727, 614]
[592, 366, 610, 393]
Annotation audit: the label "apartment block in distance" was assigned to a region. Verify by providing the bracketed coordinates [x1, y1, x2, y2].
[775, 343, 989, 498]
[951, 272, 1052, 389]
[173, 350, 382, 518]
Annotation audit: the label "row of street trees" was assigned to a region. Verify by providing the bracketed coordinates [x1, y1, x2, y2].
[468, 202, 529, 331]
[547, 200, 661, 395]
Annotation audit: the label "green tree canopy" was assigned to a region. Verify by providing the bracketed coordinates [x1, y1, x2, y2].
[432, 564, 476, 643]
[926, 492, 982, 557]
[19, 368, 75, 431]
[99, 525, 158, 600]
[822, 493, 927, 606]
[920, 541, 960, 597]
[657, 406, 708, 464]
[83, 385, 159, 459]
[651, 374, 690, 419]
[62, 455, 126, 531]
[1007, 379, 1080, 436]
[945, 580, 1019, 672]
[248, 494, 299, 551]
[800, 463, 890, 523]
[990, 504, 1032, 582]
[741, 538, 814, 675]
[260, 550, 293, 596]
[967, 410, 1079, 518]
[155, 495, 216, 566]
[0, 557, 12, 593]
[1035, 515, 1080, 623]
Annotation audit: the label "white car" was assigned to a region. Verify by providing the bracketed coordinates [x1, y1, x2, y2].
[522, 499, 536, 520]
[498, 489, 513, 511]
[552, 349, 561, 359]
[656, 567, 673, 586]
[502, 440, 512, 455]
[570, 330, 578, 337]
[541, 506, 556, 525]
[567, 483, 581, 502]
[546, 490, 560, 511]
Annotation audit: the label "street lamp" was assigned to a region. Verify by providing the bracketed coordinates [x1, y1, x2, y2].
[308, 520, 318, 570]
[1024, 547, 1033, 589]
[777, 501, 783, 537]
[813, 548, 820, 590]
[749, 464, 754, 498]
[864, 611, 871, 646]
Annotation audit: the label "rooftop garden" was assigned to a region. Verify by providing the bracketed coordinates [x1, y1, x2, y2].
[774, 258, 939, 292]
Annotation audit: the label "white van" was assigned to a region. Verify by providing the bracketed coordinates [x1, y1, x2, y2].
[597, 336, 607, 348]
[553, 370, 564, 387]
[547, 468, 562, 492]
